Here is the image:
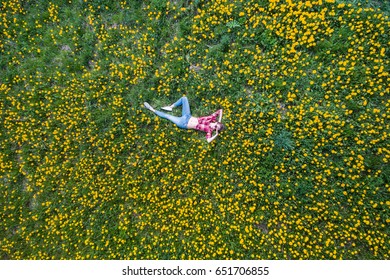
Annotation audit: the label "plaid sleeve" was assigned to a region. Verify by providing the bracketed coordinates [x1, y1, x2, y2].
[211, 109, 221, 121]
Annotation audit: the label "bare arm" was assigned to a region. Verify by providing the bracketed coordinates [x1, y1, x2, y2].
[218, 109, 223, 122]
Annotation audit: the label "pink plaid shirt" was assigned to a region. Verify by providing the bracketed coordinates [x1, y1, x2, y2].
[195, 109, 222, 140]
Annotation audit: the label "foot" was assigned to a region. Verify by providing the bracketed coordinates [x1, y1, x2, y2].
[144, 102, 155, 112]
[161, 105, 173, 112]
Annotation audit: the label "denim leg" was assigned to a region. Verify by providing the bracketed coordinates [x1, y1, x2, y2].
[154, 110, 183, 127]
[181, 96, 191, 117]
[172, 96, 191, 117]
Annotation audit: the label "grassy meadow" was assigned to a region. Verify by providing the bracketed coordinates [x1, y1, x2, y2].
[1, 0, 389, 259]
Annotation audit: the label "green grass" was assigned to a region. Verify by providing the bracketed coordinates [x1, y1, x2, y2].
[1, 0, 389, 260]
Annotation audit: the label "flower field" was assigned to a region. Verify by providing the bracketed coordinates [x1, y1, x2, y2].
[1, 0, 389, 259]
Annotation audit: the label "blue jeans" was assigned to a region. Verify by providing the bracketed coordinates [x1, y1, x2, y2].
[154, 97, 192, 129]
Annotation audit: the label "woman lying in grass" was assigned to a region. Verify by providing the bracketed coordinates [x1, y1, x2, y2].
[144, 96, 224, 143]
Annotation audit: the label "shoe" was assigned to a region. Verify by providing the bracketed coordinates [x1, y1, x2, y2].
[144, 102, 155, 112]
[161, 106, 173, 112]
